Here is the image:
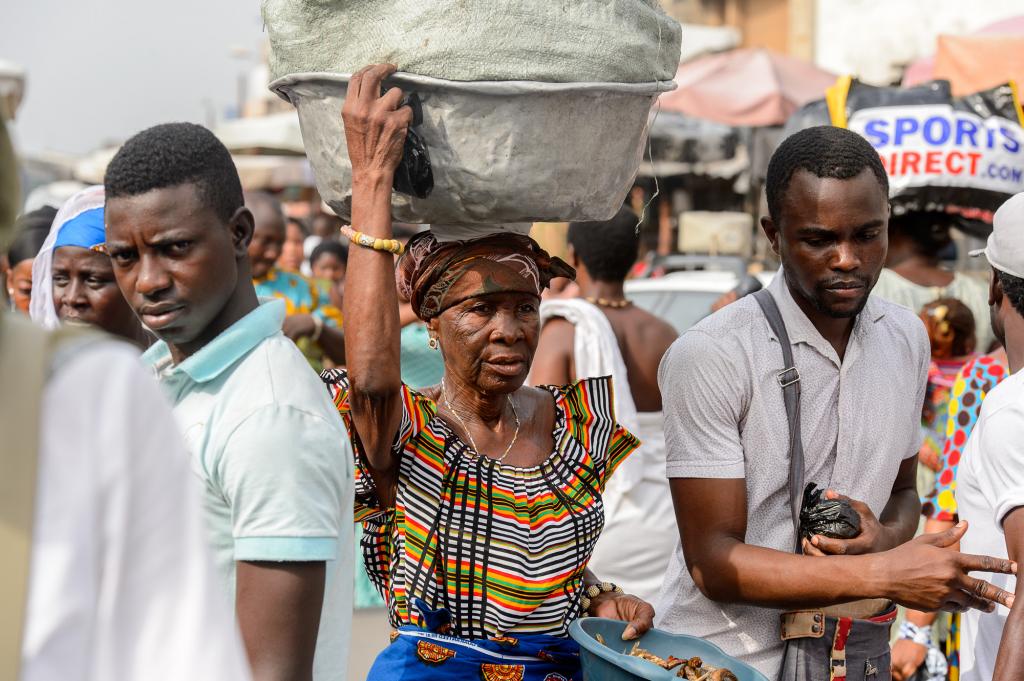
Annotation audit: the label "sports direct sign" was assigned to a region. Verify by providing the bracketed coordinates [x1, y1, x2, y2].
[848, 104, 1024, 195]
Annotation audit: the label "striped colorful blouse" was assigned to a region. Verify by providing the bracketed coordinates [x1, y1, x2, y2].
[321, 370, 640, 639]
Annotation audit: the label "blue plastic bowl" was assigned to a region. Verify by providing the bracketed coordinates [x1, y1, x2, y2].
[568, 618, 769, 681]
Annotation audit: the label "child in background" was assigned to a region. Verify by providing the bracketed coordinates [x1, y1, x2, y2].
[918, 298, 976, 472]
[278, 216, 310, 273]
[310, 240, 347, 325]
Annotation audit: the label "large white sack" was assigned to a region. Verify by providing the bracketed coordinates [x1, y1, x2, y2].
[262, 0, 681, 84]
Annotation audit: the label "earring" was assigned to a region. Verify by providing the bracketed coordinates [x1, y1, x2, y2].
[428, 336, 439, 350]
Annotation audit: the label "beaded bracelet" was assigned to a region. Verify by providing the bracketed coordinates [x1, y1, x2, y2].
[580, 581, 624, 615]
[340, 225, 405, 255]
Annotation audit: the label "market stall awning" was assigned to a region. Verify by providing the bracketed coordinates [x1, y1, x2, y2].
[74, 147, 119, 184]
[932, 34, 1024, 96]
[636, 150, 749, 180]
[214, 111, 305, 155]
[659, 48, 836, 127]
[233, 155, 314, 190]
[677, 23, 740, 63]
[73, 145, 314, 190]
[647, 110, 738, 164]
[903, 14, 1024, 88]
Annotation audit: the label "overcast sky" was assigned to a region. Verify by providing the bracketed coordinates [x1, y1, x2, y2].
[3, 0, 266, 156]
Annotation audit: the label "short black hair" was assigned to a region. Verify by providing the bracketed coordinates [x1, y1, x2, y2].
[310, 239, 348, 267]
[7, 206, 57, 266]
[766, 126, 889, 224]
[889, 211, 955, 254]
[104, 122, 243, 222]
[311, 211, 344, 238]
[568, 206, 640, 282]
[998, 270, 1024, 318]
[287, 216, 309, 237]
[244, 190, 285, 231]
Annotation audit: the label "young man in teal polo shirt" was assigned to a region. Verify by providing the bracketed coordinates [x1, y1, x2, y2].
[103, 122, 353, 681]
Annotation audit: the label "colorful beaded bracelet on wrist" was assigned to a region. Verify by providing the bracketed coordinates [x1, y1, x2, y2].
[340, 225, 405, 255]
[579, 581, 623, 615]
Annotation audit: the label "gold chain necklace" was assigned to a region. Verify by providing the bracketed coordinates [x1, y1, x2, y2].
[440, 377, 521, 463]
[585, 296, 631, 309]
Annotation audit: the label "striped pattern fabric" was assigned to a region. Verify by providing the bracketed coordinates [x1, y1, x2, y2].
[321, 370, 639, 639]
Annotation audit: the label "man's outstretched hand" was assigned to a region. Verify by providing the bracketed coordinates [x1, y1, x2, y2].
[876, 521, 1015, 613]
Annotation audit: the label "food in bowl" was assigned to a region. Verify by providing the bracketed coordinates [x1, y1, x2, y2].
[594, 634, 738, 680]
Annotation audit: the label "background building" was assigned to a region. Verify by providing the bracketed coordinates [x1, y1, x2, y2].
[662, 0, 1020, 81]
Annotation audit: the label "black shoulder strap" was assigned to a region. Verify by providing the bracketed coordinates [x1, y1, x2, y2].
[752, 289, 804, 553]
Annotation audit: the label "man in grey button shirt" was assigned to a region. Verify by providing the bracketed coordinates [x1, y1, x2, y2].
[655, 126, 1015, 679]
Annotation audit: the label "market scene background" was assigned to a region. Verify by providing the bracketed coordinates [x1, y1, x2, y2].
[3, 1, 1024, 680]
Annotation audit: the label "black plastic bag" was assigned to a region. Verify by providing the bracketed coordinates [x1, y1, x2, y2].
[391, 91, 434, 199]
[799, 483, 861, 540]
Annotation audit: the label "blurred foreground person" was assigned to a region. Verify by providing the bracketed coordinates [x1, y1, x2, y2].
[3, 207, 54, 313]
[0, 115, 251, 681]
[655, 126, 1016, 680]
[532, 206, 678, 603]
[247, 191, 345, 369]
[29, 186, 147, 347]
[957, 192, 1024, 681]
[103, 122, 354, 681]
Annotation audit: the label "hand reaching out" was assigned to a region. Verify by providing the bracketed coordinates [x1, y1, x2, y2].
[878, 521, 1015, 613]
[282, 313, 317, 340]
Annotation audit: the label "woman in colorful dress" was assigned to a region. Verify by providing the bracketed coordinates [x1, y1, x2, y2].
[892, 348, 1010, 681]
[322, 63, 654, 681]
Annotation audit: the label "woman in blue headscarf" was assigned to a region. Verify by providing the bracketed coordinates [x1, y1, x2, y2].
[30, 185, 148, 347]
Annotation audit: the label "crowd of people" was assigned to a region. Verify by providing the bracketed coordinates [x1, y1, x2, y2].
[2, 61, 1024, 681]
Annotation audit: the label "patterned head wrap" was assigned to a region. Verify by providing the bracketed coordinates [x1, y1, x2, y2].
[396, 231, 575, 320]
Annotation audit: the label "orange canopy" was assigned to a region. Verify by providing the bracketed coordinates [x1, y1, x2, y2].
[932, 34, 1024, 96]
[904, 15, 1024, 88]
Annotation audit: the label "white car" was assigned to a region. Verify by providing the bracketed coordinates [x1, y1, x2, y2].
[625, 269, 773, 335]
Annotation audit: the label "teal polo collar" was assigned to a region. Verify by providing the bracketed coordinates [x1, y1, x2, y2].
[142, 299, 285, 383]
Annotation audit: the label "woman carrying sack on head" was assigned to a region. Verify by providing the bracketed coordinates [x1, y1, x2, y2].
[320, 64, 654, 681]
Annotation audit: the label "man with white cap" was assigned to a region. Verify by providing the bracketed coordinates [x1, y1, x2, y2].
[958, 191, 1024, 681]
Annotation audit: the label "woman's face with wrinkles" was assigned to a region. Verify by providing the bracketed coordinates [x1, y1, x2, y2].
[428, 290, 541, 395]
[52, 246, 140, 341]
